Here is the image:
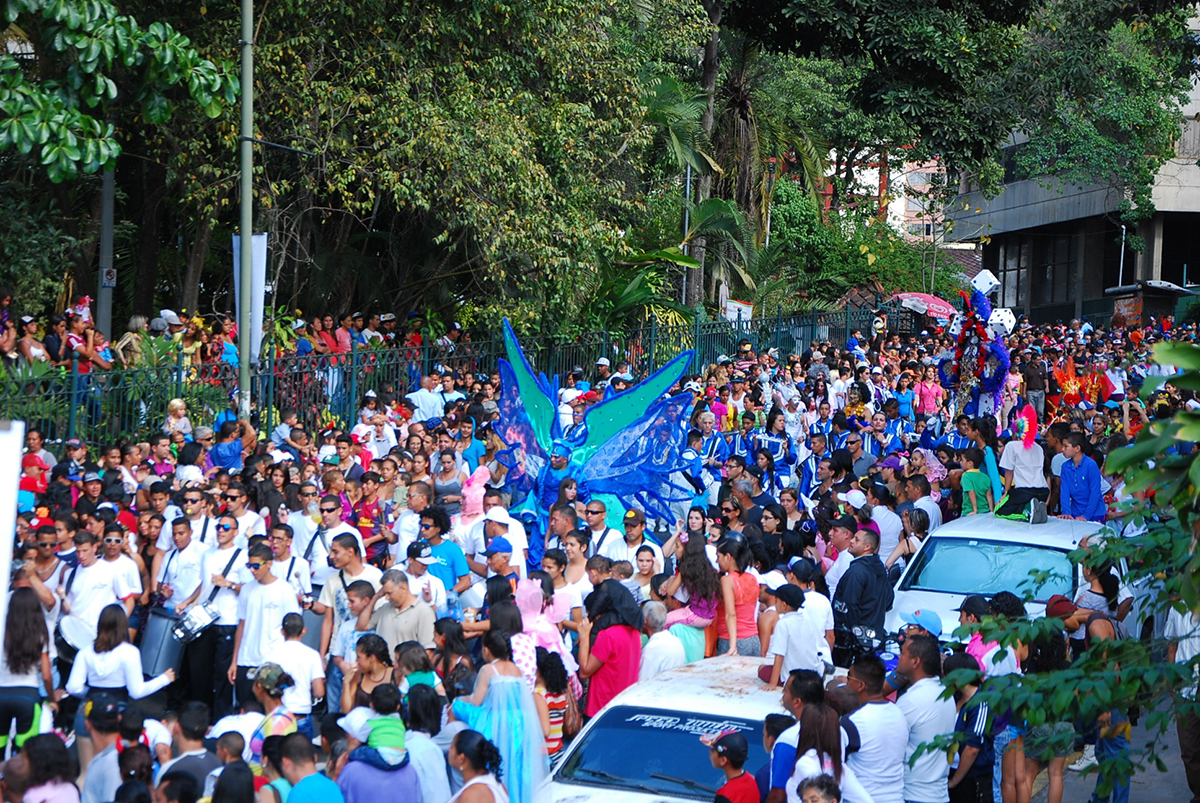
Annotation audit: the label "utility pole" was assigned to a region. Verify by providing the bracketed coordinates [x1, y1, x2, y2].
[96, 169, 115, 335]
[237, 0, 254, 418]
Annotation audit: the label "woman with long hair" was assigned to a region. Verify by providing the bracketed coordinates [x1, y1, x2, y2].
[754, 409, 796, 491]
[341, 634, 393, 712]
[661, 533, 721, 659]
[533, 648, 570, 757]
[213, 761, 257, 803]
[540, 549, 583, 634]
[719, 496, 745, 534]
[434, 618, 474, 679]
[556, 478, 584, 519]
[0, 588, 52, 748]
[1073, 560, 1132, 647]
[451, 631, 547, 803]
[715, 536, 760, 657]
[561, 531, 593, 602]
[64, 604, 174, 773]
[406, 683, 453, 803]
[788, 702, 872, 802]
[434, 449, 468, 514]
[258, 736, 291, 803]
[759, 503, 788, 566]
[447, 730, 508, 803]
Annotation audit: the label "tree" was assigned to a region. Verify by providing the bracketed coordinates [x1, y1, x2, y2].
[0, 0, 235, 181]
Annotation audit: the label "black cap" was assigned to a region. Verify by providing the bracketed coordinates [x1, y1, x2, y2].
[788, 557, 818, 584]
[745, 464, 764, 479]
[831, 514, 857, 532]
[86, 692, 123, 729]
[956, 594, 991, 620]
[775, 584, 806, 611]
[704, 731, 749, 766]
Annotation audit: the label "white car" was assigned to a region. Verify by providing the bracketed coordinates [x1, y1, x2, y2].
[886, 513, 1161, 642]
[543, 655, 784, 803]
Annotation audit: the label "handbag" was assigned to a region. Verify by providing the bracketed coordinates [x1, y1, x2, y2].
[563, 690, 583, 741]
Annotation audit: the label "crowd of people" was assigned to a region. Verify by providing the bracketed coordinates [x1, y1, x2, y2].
[3, 294, 1200, 803]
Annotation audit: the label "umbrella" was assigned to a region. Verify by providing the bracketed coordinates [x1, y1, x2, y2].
[892, 292, 958, 319]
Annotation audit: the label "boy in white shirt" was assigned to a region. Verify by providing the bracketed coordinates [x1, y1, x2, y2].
[761, 585, 823, 689]
[274, 613, 325, 738]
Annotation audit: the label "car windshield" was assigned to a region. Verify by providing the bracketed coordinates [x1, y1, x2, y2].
[901, 537, 1075, 601]
[557, 705, 765, 799]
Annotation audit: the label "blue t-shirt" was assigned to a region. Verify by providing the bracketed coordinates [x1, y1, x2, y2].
[209, 439, 244, 471]
[290, 772, 344, 803]
[296, 337, 314, 356]
[428, 539, 469, 591]
[458, 438, 486, 472]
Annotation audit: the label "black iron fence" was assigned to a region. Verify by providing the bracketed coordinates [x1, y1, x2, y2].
[0, 304, 906, 447]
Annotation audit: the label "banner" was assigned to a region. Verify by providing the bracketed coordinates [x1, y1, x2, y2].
[232, 233, 268, 363]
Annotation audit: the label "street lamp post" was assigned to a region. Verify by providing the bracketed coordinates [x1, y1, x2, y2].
[237, 0, 254, 419]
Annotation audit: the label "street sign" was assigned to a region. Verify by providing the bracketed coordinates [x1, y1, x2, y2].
[101, 267, 117, 288]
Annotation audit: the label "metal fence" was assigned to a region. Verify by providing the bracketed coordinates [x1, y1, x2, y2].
[0, 304, 906, 447]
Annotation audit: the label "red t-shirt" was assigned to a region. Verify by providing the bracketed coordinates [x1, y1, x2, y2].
[585, 624, 641, 717]
[355, 498, 385, 561]
[66, 332, 90, 373]
[715, 771, 759, 803]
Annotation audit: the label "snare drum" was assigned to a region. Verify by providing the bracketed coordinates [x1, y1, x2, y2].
[54, 616, 97, 665]
[173, 602, 220, 643]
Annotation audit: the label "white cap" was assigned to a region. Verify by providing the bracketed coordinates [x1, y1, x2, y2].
[759, 570, 787, 591]
[269, 450, 291, 464]
[596, 357, 611, 366]
[336, 707, 374, 743]
[837, 489, 868, 509]
[291, 319, 307, 331]
[483, 507, 511, 526]
[560, 389, 584, 404]
[684, 381, 702, 393]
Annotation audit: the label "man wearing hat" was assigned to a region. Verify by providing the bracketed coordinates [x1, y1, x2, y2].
[481, 531, 520, 586]
[292, 319, 314, 356]
[599, 508, 663, 570]
[19, 453, 50, 495]
[703, 730, 757, 803]
[81, 692, 124, 803]
[403, 541, 447, 617]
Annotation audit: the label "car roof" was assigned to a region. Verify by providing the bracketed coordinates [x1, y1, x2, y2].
[924, 513, 1103, 550]
[603, 655, 785, 721]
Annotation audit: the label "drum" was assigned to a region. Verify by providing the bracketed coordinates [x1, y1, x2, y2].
[300, 609, 323, 652]
[140, 608, 185, 677]
[55, 616, 96, 664]
[173, 602, 220, 644]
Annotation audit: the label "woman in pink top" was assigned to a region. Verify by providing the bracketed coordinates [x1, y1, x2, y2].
[578, 580, 642, 716]
[914, 364, 945, 416]
[715, 536, 761, 656]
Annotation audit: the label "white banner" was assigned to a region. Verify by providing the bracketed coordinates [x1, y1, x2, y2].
[232, 233, 268, 363]
[0, 421, 26, 651]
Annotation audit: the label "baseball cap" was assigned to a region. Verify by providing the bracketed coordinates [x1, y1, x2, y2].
[596, 357, 610, 366]
[774, 584, 806, 611]
[955, 594, 991, 620]
[320, 453, 340, 465]
[684, 381, 702, 393]
[65, 438, 85, 450]
[21, 454, 49, 470]
[163, 312, 183, 326]
[251, 663, 293, 694]
[871, 366, 883, 374]
[380, 313, 396, 323]
[336, 706, 374, 743]
[831, 513, 857, 532]
[788, 557, 818, 583]
[701, 730, 749, 766]
[745, 464, 764, 479]
[900, 609, 944, 638]
[759, 570, 787, 591]
[449, 322, 462, 331]
[1045, 594, 1077, 620]
[623, 508, 646, 526]
[85, 692, 123, 730]
[82, 471, 102, 484]
[407, 540, 438, 564]
[482, 536, 514, 557]
[148, 317, 169, 333]
[19, 315, 35, 325]
[580, 390, 600, 402]
[291, 319, 307, 331]
[837, 489, 868, 509]
[483, 508, 511, 527]
[878, 455, 903, 471]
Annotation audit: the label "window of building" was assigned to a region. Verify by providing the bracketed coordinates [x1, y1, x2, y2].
[996, 236, 1029, 309]
[1033, 235, 1075, 306]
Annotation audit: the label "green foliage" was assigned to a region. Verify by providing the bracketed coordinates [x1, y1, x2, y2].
[756, 177, 962, 313]
[0, 181, 77, 316]
[0, 0, 236, 181]
[1010, 11, 1195, 222]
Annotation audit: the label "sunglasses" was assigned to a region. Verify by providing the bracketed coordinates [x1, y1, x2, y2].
[216, 524, 235, 532]
[320, 507, 339, 514]
[246, 562, 266, 571]
[585, 509, 603, 515]
[37, 541, 56, 548]
[847, 439, 861, 444]
[104, 537, 123, 544]
[721, 507, 736, 513]
[300, 491, 318, 497]
[224, 494, 242, 501]
[184, 498, 202, 504]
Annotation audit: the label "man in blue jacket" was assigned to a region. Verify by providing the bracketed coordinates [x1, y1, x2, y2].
[832, 528, 893, 666]
[1059, 432, 1106, 523]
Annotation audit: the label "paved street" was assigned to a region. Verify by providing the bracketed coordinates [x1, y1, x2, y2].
[1034, 709, 1191, 803]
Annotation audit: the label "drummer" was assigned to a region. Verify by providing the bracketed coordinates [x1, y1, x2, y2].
[268, 524, 312, 601]
[158, 519, 209, 615]
[181, 512, 251, 718]
[99, 524, 146, 642]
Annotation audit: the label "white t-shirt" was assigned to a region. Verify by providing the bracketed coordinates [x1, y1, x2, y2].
[599, 537, 664, 571]
[0, 645, 46, 688]
[1167, 607, 1200, 699]
[235, 511, 266, 540]
[914, 496, 943, 533]
[235, 579, 301, 667]
[274, 639, 325, 714]
[103, 555, 144, 599]
[766, 610, 823, 675]
[152, 505, 186, 550]
[299, 522, 363, 588]
[896, 677, 957, 803]
[638, 630, 686, 680]
[844, 700, 910, 803]
[157, 540, 208, 606]
[1051, 452, 1066, 478]
[802, 588, 835, 635]
[871, 507, 903, 565]
[998, 442, 1047, 489]
[787, 748, 873, 803]
[183, 516, 218, 549]
[393, 510, 421, 559]
[64, 559, 135, 634]
[198, 547, 250, 626]
[405, 570, 447, 613]
[271, 554, 314, 596]
[208, 712, 263, 762]
[588, 526, 623, 558]
[825, 551, 853, 600]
